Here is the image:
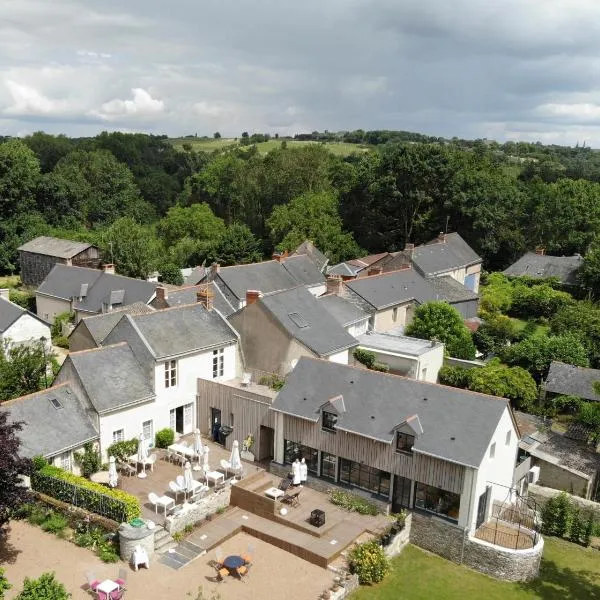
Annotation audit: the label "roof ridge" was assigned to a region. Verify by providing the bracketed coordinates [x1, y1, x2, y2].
[69, 341, 129, 355]
[1, 381, 72, 405]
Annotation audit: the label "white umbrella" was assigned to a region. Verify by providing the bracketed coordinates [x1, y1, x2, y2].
[108, 456, 118, 488]
[137, 432, 148, 479]
[184, 461, 194, 496]
[202, 446, 210, 479]
[229, 440, 242, 480]
[193, 429, 204, 471]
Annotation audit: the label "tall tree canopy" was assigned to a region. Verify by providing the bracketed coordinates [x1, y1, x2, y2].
[0, 140, 40, 221]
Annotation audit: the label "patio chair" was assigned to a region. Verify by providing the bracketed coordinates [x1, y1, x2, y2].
[241, 542, 254, 565]
[281, 488, 301, 508]
[176, 475, 186, 490]
[277, 477, 292, 492]
[109, 590, 124, 600]
[215, 565, 229, 582]
[147, 454, 157, 472]
[169, 481, 185, 503]
[115, 568, 128, 589]
[214, 546, 224, 566]
[148, 492, 175, 515]
[241, 372, 251, 387]
[85, 571, 99, 592]
[118, 461, 136, 477]
[236, 564, 249, 580]
[220, 459, 231, 478]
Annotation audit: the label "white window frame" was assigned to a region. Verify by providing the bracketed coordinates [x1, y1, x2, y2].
[57, 451, 72, 472]
[113, 429, 125, 444]
[490, 442, 496, 459]
[184, 403, 193, 432]
[143, 420, 154, 447]
[169, 409, 176, 431]
[165, 359, 177, 388]
[212, 348, 224, 379]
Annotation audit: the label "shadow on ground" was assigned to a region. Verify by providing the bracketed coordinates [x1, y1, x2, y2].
[522, 558, 600, 599]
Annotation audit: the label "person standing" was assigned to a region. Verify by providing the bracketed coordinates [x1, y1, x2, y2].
[292, 458, 301, 485]
[299, 458, 308, 484]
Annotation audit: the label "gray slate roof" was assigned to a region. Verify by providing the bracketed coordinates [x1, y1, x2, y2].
[318, 294, 369, 327]
[115, 303, 237, 359]
[357, 332, 443, 357]
[327, 262, 362, 277]
[184, 265, 208, 286]
[503, 253, 583, 285]
[1, 383, 98, 458]
[37, 264, 157, 314]
[411, 233, 481, 277]
[345, 269, 436, 310]
[281, 255, 327, 287]
[292, 241, 329, 272]
[429, 276, 479, 303]
[544, 361, 600, 402]
[260, 287, 358, 357]
[0, 297, 27, 333]
[163, 285, 236, 317]
[18, 236, 95, 259]
[272, 358, 509, 468]
[217, 261, 299, 301]
[67, 343, 155, 414]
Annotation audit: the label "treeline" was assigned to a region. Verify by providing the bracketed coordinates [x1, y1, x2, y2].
[3, 131, 600, 288]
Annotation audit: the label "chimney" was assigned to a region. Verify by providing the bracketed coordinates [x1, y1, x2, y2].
[367, 265, 383, 277]
[438, 232, 447, 244]
[326, 275, 344, 296]
[246, 289, 262, 305]
[272, 250, 289, 263]
[156, 286, 168, 304]
[197, 285, 214, 311]
[211, 262, 220, 275]
[404, 243, 415, 258]
[102, 263, 115, 275]
[535, 247, 545, 256]
[0, 288, 9, 301]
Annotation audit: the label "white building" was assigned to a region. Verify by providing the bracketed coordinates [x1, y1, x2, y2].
[0, 290, 51, 352]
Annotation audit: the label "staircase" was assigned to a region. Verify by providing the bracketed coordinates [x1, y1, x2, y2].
[153, 526, 177, 555]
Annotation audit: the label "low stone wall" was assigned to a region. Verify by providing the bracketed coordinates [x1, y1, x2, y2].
[410, 511, 466, 563]
[164, 485, 231, 534]
[118, 523, 155, 561]
[529, 484, 600, 520]
[385, 513, 411, 558]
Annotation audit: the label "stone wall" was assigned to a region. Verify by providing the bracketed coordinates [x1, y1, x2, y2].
[164, 486, 231, 534]
[529, 484, 600, 520]
[384, 513, 411, 558]
[535, 458, 590, 498]
[118, 523, 155, 561]
[410, 511, 466, 563]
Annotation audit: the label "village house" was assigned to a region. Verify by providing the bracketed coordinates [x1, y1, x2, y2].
[18, 236, 101, 287]
[0, 289, 51, 351]
[542, 361, 600, 403]
[503, 248, 584, 287]
[291, 240, 330, 273]
[318, 292, 370, 336]
[150, 283, 236, 317]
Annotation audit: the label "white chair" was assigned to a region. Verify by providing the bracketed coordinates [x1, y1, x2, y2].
[147, 454, 157, 472]
[148, 492, 174, 515]
[169, 481, 184, 503]
[176, 475, 186, 489]
[220, 459, 231, 478]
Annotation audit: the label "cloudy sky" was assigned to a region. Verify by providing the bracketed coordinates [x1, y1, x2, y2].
[2, 0, 600, 144]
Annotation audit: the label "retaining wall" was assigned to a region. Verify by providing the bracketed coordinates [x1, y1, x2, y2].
[529, 484, 600, 520]
[164, 486, 231, 534]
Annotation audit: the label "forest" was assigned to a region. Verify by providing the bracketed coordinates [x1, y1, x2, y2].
[2, 131, 600, 290]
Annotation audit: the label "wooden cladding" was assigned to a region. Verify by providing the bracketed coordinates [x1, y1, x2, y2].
[283, 415, 465, 495]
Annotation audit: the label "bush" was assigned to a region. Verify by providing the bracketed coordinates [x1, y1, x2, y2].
[155, 428, 175, 449]
[15, 572, 70, 600]
[438, 366, 472, 388]
[27, 505, 50, 527]
[541, 492, 572, 537]
[74, 442, 101, 478]
[106, 438, 139, 462]
[353, 349, 376, 369]
[0, 567, 11, 599]
[543, 395, 582, 417]
[31, 455, 49, 471]
[349, 541, 390, 585]
[258, 374, 285, 390]
[53, 336, 69, 349]
[40, 512, 68, 534]
[50, 311, 73, 340]
[569, 510, 585, 544]
[328, 490, 380, 515]
[511, 284, 573, 319]
[371, 361, 389, 373]
[31, 465, 140, 522]
[97, 542, 119, 563]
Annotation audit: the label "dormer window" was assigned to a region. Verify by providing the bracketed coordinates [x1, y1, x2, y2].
[396, 432, 415, 453]
[322, 411, 337, 433]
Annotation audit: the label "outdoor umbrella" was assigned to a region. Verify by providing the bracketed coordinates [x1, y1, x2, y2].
[229, 440, 242, 480]
[108, 456, 118, 488]
[193, 429, 204, 471]
[184, 461, 194, 496]
[137, 432, 148, 479]
[202, 446, 210, 481]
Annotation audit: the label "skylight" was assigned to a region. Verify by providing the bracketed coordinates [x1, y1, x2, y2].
[49, 397, 63, 410]
[288, 312, 309, 328]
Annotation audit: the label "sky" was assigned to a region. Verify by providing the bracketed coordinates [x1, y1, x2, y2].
[2, 0, 600, 145]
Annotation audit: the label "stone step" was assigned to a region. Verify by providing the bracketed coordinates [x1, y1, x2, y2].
[155, 537, 178, 553]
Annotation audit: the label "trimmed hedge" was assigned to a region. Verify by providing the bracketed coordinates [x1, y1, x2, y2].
[31, 465, 140, 522]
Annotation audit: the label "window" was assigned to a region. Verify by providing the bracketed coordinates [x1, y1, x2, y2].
[339, 458, 390, 498]
[392, 307, 399, 322]
[322, 411, 337, 433]
[213, 348, 224, 378]
[284, 440, 318, 473]
[490, 442, 496, 459]
[395, 432, 415, 453]
[184, 403, 193, 429]
[414, 482, 460, 522]
[56, 451, 72, 472]
[112, 429, 124, 444]
[164, 360, 177, 388]
[320, 452, 337, 480]
[421, 367, 427, 381]
[505, 430, 512, 446]
[143, 420, 153, 446]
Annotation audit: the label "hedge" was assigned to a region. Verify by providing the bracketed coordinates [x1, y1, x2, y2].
[31, 465, 140, 522]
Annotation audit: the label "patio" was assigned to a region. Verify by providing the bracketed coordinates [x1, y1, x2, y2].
[474, 520, 537, 550]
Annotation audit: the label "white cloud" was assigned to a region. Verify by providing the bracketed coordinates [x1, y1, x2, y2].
[193, 101, 230, 118]
[536, 102, 600, 122]
[3, 80, 68, 116]
[90, 88, 165, 121]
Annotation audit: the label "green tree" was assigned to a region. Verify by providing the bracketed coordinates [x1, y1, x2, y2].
[98, 217, 159, 279]
[15, 572, 70, 600]
[23, 132, 74, 173]
[73, 442, 101, 478]
[550, 301, 600, 367]
[0, 568, 10, 598]
[207, 223, 263, 266]
[267, 191, 361, 263]
[158, 263, 184, 286]
[405, 301, 476, 359]
[213, 132, 221, 139]
[0, 212, 52, 274]
[579, 238, 600, 298]
[510, 284, 573, 319]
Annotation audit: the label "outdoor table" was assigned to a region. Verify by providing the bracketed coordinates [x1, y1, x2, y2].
[128, 454, 153, 479]
[205, 470, 225, 487]
[96, 579, 119, 595]
[264, 487, 284, 500]
[223, 555, 245, 571]
[168, 443, 196, 460]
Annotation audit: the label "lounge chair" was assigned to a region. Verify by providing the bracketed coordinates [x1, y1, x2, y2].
[236, 564, 249, 580]
[148, 492, 175, 515]
[241, 542, 254, 565]
[278, 477, 292, 492]
[281, 488, 301, 507]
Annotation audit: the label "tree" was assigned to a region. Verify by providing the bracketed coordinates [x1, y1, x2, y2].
[579, 239, 600, 298]
[158, 263, 184, 286]
[0, 212, 52, 274]
[207, 223, 262, 266]
[23, 132, 74, 173]
[550, 301, 600, 367]
[15, 572, 70, 600]
[98, 217, 159, 279]
[405, 301, 476, 359]
[0, 568, 11, 599]
[510, 284, 573, 319]
[0, 139, 40, 221]
[213, 132, 221, 139]
[0, 411, 31, 527]
[267, 191, 362, 263]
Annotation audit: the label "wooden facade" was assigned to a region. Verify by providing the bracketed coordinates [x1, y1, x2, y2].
[196, 378, 276, 460]
[282, 414, 465, 495]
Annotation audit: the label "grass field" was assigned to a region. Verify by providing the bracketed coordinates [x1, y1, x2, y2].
[351, 538, 599, 600]
[508, 317, 550, 339]
[169, 137, 369, 157]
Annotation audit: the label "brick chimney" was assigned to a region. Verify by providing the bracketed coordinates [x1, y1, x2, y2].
[102, 263, 115, 275]
[155, 286, 168, 305]
[437, 232, 447, 244]
[0, 288, 9, 301]
[211, 262, 220, 274]
[367, 265, 383, 277]
[246, 290, 261, 305]
[404, 243, 415, 257]
[197, 285, 214, 311]
[326, 275, 344, 296]
[272, 250, 289, 263]
[535, 247, 546, 256]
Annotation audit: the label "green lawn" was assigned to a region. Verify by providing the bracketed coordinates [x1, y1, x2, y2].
[351, 538, 599, 600]
[170, 137, 238, 152]
[508, 317, 549, 339]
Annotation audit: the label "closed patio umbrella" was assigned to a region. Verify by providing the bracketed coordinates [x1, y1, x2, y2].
[137, 432, 148, 479]
[229, 440, 242, 480]
[108, 456, 118, 488]
[184, 461, 194, 496]
[193, 429, 204, 471]
[202, 446, 210, 478]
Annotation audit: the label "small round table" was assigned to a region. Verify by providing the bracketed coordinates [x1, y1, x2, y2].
[223, 555, 244, 571]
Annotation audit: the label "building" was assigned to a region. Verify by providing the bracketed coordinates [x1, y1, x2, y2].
[503, 250, 584, 286]
[318, 293, 370, 337]
[0, 290, 51, 351]
[354, 330, 444, 382]
[269, 358, 520, 531]
[542, 361, 600, 403]
[18, 236, 101, 287]
[36, 264, 158, 323]
[150, 283, 236, 317]
[228, 286, 358, 376]
[291, 240, 329, 273]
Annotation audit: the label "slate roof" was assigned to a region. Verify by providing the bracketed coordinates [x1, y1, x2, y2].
[18, 236, 95, 259]
[357, 332, 443, 357]
[345, 269, 436, 310]
[318, 294, 369, 327]
[429, 275, 479, 303]
[74, 302, 154, 346]
[0, 297, 28, 333]
[37, 264, 158, 314]
[160, 285, 236, 317]
[347, 252, 390, 269]
[1, 383, 98, 458]
[411, 233, 481, 277]
[260, 287, 358, 357]
[503, 252, 583, 285]
[292, 241, 329, 272]
[67, 343, 155, 414]
[114, 303, 237, 359]
[281, 255, 327, 287]
[327, 262, 362, 277]
[544, 361, 600, 402]
[271, 358, 509, 468]
[184, 265, 208, 286]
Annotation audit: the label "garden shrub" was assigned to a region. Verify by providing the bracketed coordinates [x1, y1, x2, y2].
[155, 428, 175, 449]
[541, 492, 572, 537]
[15, 572, 70, 600]
[569, 510, 585, 544]
[53, 336, 69, 349]
[106, 438, 139, 462]
[328, 490, 380, 515]
[349, 541, 390, 585]
[0, 567, 11, 598]
[97, 542, 120, 563]
[371, 361, 390, 373]
[353, 349, 376, 369]
[511, 284, 573, 319]
[31, 455, 48, 471]
[50, 311, 73, 340]
[543, 395, 582, 417]
[27, 505, 51, 527]
[74, 442, 101, 478]
[258, 374, 285, 390]
[40, 512, 68, 534]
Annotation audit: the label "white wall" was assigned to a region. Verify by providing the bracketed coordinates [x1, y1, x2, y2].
[327, 349, 350, 365]
[2, 314, 51, 350]
[307, 283, 327, 297]
[347, 319, 369, 337]
[417, 345, 445, 382]
[49, 444, 89, 476]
